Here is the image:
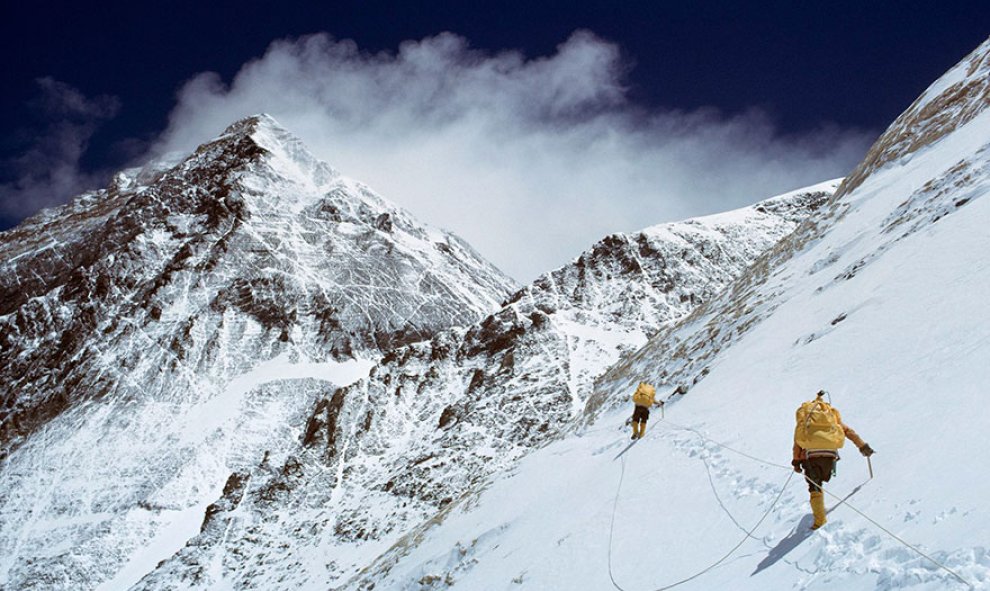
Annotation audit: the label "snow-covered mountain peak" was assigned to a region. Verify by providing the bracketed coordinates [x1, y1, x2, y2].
[168, 113, 341, 214]
[213, 113, 339, 187]
[217, 112, 282, 136]
[173, 113, 465, 254]
[212, 112, 301, 152]
[0, 114, 518, 590]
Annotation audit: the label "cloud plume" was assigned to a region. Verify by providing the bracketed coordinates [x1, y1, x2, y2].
[157, 32, 873, 281]
[0, 78, 120, 222]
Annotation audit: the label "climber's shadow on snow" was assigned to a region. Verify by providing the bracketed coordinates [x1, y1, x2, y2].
[752, 515, 815, 575]
[753, 481, 869, 575]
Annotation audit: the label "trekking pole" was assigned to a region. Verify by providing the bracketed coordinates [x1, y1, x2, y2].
[867, 456, 873, 479]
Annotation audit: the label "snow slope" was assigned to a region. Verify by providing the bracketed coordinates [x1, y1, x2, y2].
[342, 38, 990, 591]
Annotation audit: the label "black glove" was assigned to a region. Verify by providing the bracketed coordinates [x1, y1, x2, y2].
[791, 459, 803, 473]
[859, 443, 875, 457]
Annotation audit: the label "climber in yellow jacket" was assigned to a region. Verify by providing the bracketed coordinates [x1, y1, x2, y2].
[792, 390, 875, 530]
[630, 382, 661, 440]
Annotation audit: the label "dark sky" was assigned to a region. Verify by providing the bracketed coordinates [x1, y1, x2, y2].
[1, 1, 987, 231]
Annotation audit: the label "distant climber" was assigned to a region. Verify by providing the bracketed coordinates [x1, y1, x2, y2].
[792, 390, 875, 530]
[630, 382, 662, 440]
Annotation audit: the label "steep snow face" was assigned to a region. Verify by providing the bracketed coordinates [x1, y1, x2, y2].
[130, 182, 836, 590]
[840, 37, 990, 196]
[351, 41, 990, 590]
[0, 115, 515, 590]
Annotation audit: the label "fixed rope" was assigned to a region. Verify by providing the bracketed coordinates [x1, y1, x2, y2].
[607, 415, 976, 590]
[608, 418, 794, 591]
[607, 454, 630, 591]
[663, 420, 973, 588]
[661, 419, 791, 470]
[810, 472, 973, 589]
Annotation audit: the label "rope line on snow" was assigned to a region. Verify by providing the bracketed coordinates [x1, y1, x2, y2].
[607, 419, 794, 591]
[699, 453, 765, 542]
[661, 419, 791, 470]
[661, 420, 974, 589]
[606, 415, 976, 590]
[811, 476, 974, 589]
[607, 454, 629, 591]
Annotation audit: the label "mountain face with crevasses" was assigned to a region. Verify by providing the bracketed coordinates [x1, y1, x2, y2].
[0, 115, 517, 454]
[0, 115, 517, 590]
[337, 38, 990, 591]
[126, 176, 836, 589]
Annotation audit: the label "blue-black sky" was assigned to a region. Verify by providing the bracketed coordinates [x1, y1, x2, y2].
[1, 1, 987, 280]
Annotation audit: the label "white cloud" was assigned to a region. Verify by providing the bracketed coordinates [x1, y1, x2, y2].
[153, 31, 873, 283]
[0, 78, 120, 221]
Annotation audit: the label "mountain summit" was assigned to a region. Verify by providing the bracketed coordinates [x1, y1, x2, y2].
[0, 114, 515, 448]
[0, 115, 515, 589]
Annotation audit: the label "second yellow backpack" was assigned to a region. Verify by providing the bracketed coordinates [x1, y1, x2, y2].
[632, 382, 656, 407]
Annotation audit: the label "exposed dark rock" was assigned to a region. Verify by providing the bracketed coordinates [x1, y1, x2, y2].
[201, 471, 250, 531]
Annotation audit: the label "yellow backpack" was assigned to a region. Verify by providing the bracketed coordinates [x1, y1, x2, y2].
[632, 382, 656, 407]
[794, 397, 845, 450]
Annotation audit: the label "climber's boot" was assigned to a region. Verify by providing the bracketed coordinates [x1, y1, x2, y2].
[809, 491, 827, 530]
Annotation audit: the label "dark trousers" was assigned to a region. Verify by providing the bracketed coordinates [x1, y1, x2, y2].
[632, 405, 650, 424]
[802, 457, 835, 492]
